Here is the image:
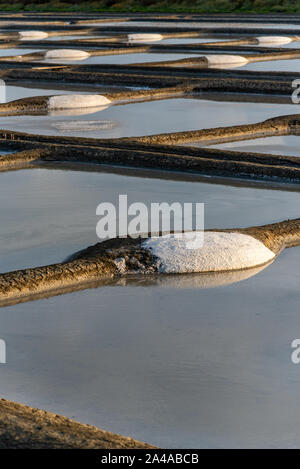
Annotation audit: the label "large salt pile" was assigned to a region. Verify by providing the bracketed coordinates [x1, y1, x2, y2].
[45, 49, 90, 59]
[52, 120, 116, 131]
[19, 31, 48, 40]
[142, 231, 275, 273]
[128, 33, 163, 43]
[257, 36, 293, 45]
[48, 94, 111, 110]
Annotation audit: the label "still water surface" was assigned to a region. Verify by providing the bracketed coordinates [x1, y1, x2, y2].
[1, 244, 300, 448]
[0, 97, 298, 138]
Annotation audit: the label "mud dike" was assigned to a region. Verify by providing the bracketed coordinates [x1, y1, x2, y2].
[1, 12, 300, 448]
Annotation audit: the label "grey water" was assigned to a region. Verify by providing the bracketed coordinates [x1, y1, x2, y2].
[86, 21, 300, 30]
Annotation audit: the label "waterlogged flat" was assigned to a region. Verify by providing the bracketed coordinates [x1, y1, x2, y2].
[1, 246, 300, 448]
[86, 21, 300, 30]
[1, 85, 110, 103]
[42, 52, 199, 65]
[3, 83, 140, 102]
[207, 135, 300, 156]
[0, 97, 298, 138]
[0, 48, 42, 57]
[45, 35, 108, 41]
[142, 37, 230, 45]
[1, 166, 300, 273]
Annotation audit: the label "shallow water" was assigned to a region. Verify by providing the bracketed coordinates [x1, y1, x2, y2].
[0, 97, 298, 138]
[0, 21, 68, 27]
[42, 52, 199, 65]
[1, 244, 300, 448]
[207, 135, 300, 156]
[255, 41, 300, 49]
[0, 48, 41, 57]
[236, 58, 300, 72]
[86, 21, 300, 30]
[1, 166, 300, 274]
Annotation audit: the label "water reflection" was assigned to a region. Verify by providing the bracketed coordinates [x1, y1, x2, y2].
[48, 104, 110, 117]
[0, 97, 298, 138]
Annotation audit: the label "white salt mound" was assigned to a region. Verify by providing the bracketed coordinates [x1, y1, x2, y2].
[48, 94, 111, 110]
[128, 33, 163, 42]
[257, 36, 292, 45]
[204, 54, 249, 65]
[19, 31, 48, 40]
[45, 49, 90, 59]
[142, 231, 275, 273]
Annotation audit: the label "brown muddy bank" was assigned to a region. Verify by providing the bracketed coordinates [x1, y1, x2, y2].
[0, 399, 155, 449]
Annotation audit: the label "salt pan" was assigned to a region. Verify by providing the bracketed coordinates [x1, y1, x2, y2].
[204, 54, 249, 66]
[19, 31, 48, 40]
[142, 231, 275, 273]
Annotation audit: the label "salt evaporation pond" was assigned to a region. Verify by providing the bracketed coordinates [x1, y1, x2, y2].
[42, 52, 199, 65]
[1, 84, 129, 103]
[45, 35, 108, 41]
[255, 41, 300, 49]
[1, 235, 300, 448]
[0, 97, 298, 138]
[233, 58, 300, 72]
[206, 135, 300, 156]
